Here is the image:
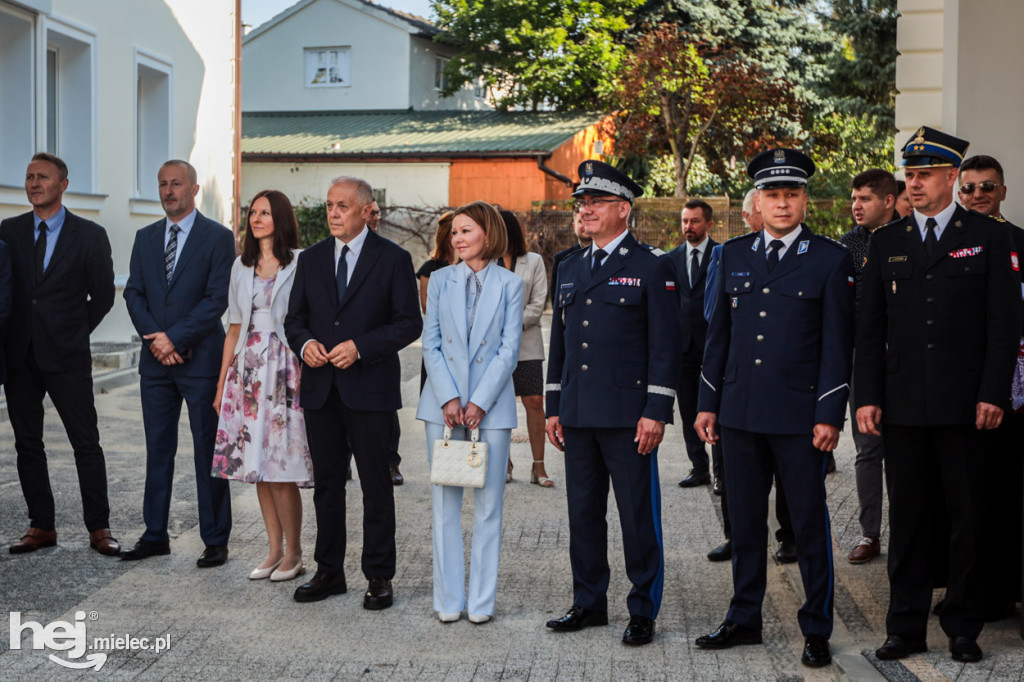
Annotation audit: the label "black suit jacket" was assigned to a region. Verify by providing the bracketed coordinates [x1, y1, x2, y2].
[0, 240, 12, 384]
[0, 210, 114, 373]
[668, 238, 718, 357]
[285, 229, 422, 412]
[855, 206, 1022, 424]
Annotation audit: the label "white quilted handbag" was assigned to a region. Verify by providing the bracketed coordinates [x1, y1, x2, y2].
[430, 426, 489, 488]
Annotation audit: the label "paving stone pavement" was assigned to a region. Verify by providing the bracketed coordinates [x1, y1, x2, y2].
[2, 318, 1022, 680]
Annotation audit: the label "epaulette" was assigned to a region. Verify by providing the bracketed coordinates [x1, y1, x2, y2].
[725, 232, 757, 245]
[639, 243, 666, 256]
[873, 215, 909, 233]
[813, 233, 848, 250]
[966, 208, 1005, 223]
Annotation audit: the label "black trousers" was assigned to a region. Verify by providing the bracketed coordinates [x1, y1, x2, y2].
[981, 413, 1024, 613]
[7, 358, 110, 532]
[563, 426, 664, 619]
[677, 359, 720, 478]
[718, 431, 792, 542]
[304, 386, 397, 579]
[884, 424, 985, 639]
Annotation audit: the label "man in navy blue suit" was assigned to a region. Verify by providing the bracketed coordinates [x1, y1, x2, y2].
[121, 160, 235, 568]
[694, 149, 854, 668]
[1, 153, 117, 556]
[285, 176, 421, 607]
[544, 160, 680, 646]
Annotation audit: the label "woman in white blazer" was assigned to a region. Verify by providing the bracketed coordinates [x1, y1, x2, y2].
[211, 190, 313, 583]
[498, 210, 552, 486]
[417, 201, 524, 624]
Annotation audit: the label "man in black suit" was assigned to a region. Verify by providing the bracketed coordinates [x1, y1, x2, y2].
[285, 176, 421, 607]
[857, 128, 1021, 663]
[1, 153, 118, 556]
[121, 160, 235, 568]
[549, 204, 592, 304]
[668, 200, 719, 490]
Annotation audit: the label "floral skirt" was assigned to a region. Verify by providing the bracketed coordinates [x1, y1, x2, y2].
[212, 331, 313, 486]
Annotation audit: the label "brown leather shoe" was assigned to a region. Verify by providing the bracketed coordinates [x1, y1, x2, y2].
[847, 535, 880, 564]
[10, 528, 57, 554]
[89, 529, 122, 556]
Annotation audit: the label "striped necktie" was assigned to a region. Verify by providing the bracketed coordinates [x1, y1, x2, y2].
[165, 224, 180, 284]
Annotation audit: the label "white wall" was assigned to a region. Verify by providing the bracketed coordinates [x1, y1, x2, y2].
[242, 0, 411, 112]
[408, 35, 488, 111]
[241, 160, 450, 209]
[0, 0, 238, 342]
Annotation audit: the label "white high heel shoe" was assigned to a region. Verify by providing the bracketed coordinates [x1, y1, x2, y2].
[270, 560, 306, 582]
[249, 558, 282, 580]
[437, 612, 461, 623]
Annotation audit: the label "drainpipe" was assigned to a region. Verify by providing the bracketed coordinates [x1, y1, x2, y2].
[536, 155, 574, 187]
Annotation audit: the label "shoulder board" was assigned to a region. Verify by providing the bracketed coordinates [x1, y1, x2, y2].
[725, 232, 757, 245]
[874, 215, 910, 233]
[813, 234, 847, 249]
[639, 243, 666, 256]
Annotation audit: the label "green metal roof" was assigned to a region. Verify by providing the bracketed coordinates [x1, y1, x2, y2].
[241, 110, 603, 158]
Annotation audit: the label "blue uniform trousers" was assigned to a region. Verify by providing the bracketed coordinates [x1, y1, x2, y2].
[140, 374, 231, 547]
[721, 426, 833, 637]
[563, 426, 664, 619]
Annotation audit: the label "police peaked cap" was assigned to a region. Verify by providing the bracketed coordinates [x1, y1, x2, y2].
[901, 126, 969, 169]
[572, 160, 643, 203]
[747, 148, 816, 189]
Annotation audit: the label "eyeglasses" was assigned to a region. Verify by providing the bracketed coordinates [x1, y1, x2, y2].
[574, 198, 623, 211]
[958, 181, 1001, 194]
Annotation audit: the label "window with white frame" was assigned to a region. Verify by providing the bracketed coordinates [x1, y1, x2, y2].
[0, 4, 34, 187]
[434, 56, 449, 92]
[45, 19, 97, 191]
[305, 47, 350, 87]
[135, 51, 172, 198]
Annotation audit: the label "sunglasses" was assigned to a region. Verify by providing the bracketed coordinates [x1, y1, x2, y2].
[958, 181, 1000, 194]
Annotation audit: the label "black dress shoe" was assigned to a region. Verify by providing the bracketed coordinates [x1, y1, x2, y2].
[196, 545, 228, 568]
[120, 539, 171, 561]
[363, 577, 393, 610]
[390, 464, 404, 486]
[875, 634, 927, 660]
[707, 540, 732, 562]
[712, 478, 723, 495]
[546, 605, 609, 631]
[801, 635, 831, 667]
[949, 636, 982, 663]
[622, 615, 655, 646]
[679, 470, 711, 488]
[695, 620, 762, 649]
[294, 571, 348, 603]
[775, 539, 797, 564]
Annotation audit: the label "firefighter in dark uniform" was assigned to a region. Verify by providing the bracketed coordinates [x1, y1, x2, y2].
[856, 128, 1021, 663]
[693, 149, 854, 669]
[544, 160, 680, 647]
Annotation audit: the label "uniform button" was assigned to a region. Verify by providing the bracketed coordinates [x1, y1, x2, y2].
[32, 299, 38, 304]
[926, 296, 934, 303]
[448, 355, 453, 360]
[926, 343, 935, 350]
[583, 320, 589, 327]
[586, 298, 592, 305]
[635, 380, 641, 385]
[926, 319, 934, 326]
[334, 321, 340, 326]
[481, 340, 486, 345]
[759, 311, 767, 318]
[925, 274, 934, 280]
[744, 281, 750, 288]
[581, 342, 588, 349]
[965, 266, 971, 272]
[756, 335, 764, 342]
[619, 297, 626, 303]
[754, 359, 762, 366]
[446, 337, 452, 343]
[762, 287, 770, 294]
[476, 357, 483, 363]
[810, 385, 815, 390]
[798, 291, 804, 296]
[581, 364, 589, 371]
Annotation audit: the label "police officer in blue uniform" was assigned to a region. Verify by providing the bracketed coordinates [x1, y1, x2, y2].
[544, 160, 680, 646]
[693, 149, 854, 668]
[856, 129, 1021, 663]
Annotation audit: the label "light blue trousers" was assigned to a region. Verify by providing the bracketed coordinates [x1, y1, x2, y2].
[425, 422, 510, 616]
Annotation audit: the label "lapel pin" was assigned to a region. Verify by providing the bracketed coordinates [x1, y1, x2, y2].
[619, 247, 629, 256]
[906, 225, 912, 232]
[955, 220, 962, 227]
[797, 240, 809, 255]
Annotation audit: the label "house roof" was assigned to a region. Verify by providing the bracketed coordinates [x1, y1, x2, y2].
[244, 0, 437, 44]
[242, 110, 604, 159]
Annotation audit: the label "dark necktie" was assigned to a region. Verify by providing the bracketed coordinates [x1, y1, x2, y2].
[336, 245, 350, 302]
[924, 217, 938, 255]
[767, 239, 785, 272]
[690, 248, 700, 287]
[35, 221, 48, 279]
[164, 224, 180, 284]
[591, 248, 607, 276]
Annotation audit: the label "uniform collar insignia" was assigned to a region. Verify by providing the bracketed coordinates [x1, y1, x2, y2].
[797, 240, 809, 254]
[619, 247, 629, 256]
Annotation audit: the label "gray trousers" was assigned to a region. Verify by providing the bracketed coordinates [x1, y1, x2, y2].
[850, 387, 885, 537]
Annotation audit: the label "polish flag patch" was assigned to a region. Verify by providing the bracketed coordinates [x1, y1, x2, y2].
[847, 276, 855, 287]
[1012, 252, 1020, 272]
[665, 281, 676, 291]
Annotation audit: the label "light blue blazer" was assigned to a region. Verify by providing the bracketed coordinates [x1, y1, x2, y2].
[417, 261, 524, 430]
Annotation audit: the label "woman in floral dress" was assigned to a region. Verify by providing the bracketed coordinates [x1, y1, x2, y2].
[212, 189, 312, 582]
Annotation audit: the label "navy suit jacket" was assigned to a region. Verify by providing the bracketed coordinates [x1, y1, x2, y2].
[698, 226, 855, 433]
[668, 238, 718, 357]
[123, 212, 234, 378]
[285, 229, 422, 412]
[0, 210, 114, 374]
[0, 240, 12, 384]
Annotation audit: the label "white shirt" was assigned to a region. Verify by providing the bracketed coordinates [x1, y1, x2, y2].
[913, 200, 957, 243]
[762, 226, 802, 261]
[590, 230, 631, 269]
[686, 236, 710, 269]
[334, 225, 369, 284]
[164, 209, 198, 268]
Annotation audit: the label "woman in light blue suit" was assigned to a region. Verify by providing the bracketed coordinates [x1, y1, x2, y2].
[417, 201, 524, 624]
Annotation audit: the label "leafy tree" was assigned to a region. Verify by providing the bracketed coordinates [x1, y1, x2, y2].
[431, 0, 642, 111]
[612, 24, 803, 197]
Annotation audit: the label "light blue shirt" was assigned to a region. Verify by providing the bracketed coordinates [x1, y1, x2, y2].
[164, 209, 198, 274]
[913, 200, 957, 243]
[33, 206, 66, 271]
[466, 261, 492, 329]
[590, 229, 631, 269]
